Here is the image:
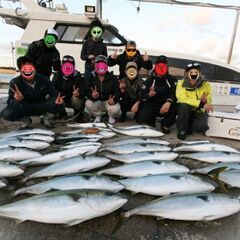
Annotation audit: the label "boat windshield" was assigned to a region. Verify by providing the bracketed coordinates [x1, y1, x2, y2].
[55, 24, 126, 46]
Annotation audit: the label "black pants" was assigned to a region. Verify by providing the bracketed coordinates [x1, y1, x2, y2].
[135, 102, 177, 127]
[1, 101, 65, 121]
[119, 95, 135, 115]
[176, 103, 209, 133]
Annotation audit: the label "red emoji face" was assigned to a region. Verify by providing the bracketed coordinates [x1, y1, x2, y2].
[155, 63, 168, 76]
[20, 63, 36, 80]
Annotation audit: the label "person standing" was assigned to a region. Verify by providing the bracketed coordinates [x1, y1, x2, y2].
[25, 28, 61, 78]
[1, 56, 65, 128]
[176, 62, 214, 140]
[108, 40, 152, 79]
[81, 19, 107, 79]
[135, 55, 177, 133]
[52, 55, 86, 122]
[85, 55, 121, 124]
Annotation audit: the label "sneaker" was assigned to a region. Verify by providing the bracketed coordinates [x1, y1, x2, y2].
[40, 114, 54, 129]
[161, 125, 170, 134]
[177, 131, 186, 140]
[108, 116, 116, 124]
[20, 117, 32, 129]
[94, 116, 101, 123]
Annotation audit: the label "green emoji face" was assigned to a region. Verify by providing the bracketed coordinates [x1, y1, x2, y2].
[91, 26, 103, 40]
[44, 34, 56, 48]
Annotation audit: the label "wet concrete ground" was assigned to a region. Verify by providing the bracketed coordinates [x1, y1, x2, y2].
[0, 116, 239, 240]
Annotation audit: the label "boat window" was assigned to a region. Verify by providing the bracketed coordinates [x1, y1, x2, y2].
[55, 24, 126, 46]
[215, 66, 240, 82]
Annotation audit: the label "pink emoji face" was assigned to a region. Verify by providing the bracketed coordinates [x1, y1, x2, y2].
[20, 63, 36, 80]
[95, 61, 108, 75]
[155, 63, 168, 76]
[61, 62, 74, 76]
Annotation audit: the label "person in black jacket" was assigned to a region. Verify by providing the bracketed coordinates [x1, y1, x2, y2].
[135, 55, 178, 133]
[118, 61, 144, 121]
[52, 55, 86, 122]
[25, 28, 61, 78]
[85, 55, 121, 124]
[81, 19, 107, 79]
[1, 56, 65, 128]
[108, 40, 153, 79]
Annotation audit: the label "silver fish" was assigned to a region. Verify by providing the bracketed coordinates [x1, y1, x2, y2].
[56, 134, 103, 143]
[193, 162, 240, 174]
[110, 124, 154, 130]
[219, 170, 240, 188]
[0, 148, 42, 162]
[9, 140, 49, 150]
[124, 193, 240, 221]
[61, 142, 102, 149]
[18, 134, 55, 143]
[67, 122, 108, 128]
[181, 140, 210, 145]
[173, 143, 239, 153]
[61, 128, 113, 135]
[108, 125, 164, 137]
[119, 173, 215, 196]
[13, 174, 123, 196]
[23, 156, 110, 180]
[101, 143, 171, 154]
[0, 190, 127, 226]
[19, 146, 100, 166]
[0, 128, 54, 139]
[0, 161, 24, 177]
[104, 138, 169, 147]
[98, 161, 189, 177]
[181, 151, 240, 163]
[105, 152, 178, 163]
[66, 138, 100, 145]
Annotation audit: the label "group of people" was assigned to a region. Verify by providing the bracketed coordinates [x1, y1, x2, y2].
[1, 19, 214, 140]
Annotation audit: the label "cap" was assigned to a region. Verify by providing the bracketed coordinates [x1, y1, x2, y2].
[17, 56, 36, 69]
[155, 55, 168, 64]
[62, 55, 75, 65]
[44, 28, 58, 39]
[126, 61, 137, 70]
[95, 55, 107, 64]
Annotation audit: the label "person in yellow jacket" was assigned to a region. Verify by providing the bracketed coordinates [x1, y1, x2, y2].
[176, 62, 214, 140]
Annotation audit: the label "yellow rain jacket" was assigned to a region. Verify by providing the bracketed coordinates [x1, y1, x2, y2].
[176, 79, 212, 112]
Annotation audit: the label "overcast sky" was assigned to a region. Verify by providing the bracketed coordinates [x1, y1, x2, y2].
[0, 0, 240, 69]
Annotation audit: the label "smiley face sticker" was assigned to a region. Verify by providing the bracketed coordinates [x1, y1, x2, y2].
[61, 62, 75, 76]
[44, 34, 57, 48]
[155, 63, 168, 76]
[20, 63, 36, 80]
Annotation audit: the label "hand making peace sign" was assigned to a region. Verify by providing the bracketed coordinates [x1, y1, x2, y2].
[55, 93, 65, 105]
[108, 94, 115, 105]
[72, 85, 80, 97]
[143, 51, 149, 61]
[91, 86, 99, 99]
[111, 49, 118, 60]
[10, 84, 24, 102]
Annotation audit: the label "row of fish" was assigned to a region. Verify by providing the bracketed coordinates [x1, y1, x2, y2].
[0, 124, 240, 226]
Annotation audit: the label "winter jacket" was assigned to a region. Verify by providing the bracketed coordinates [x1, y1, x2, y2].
[25, 39, 61, 77]
[108, 50, 153, 79]
[121, 77, 144, 102]
[7, 73, 58, 108]
[52, 70, 85, 102]
[86, 72, 120, 102]
[140, 73, 177, 106]
[81, 38, 107, 72]
[176, 78, 212, 111]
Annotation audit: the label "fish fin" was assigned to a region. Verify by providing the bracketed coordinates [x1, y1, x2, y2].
[15, 219, 26, 225]
[111, 212, 129, 235]
[217, 181, 229, 193]
[202, 215, 215, 221]
[208, 167, 228, 176]
[208, 167, 228, 193]
[65, 219, 83, 227]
